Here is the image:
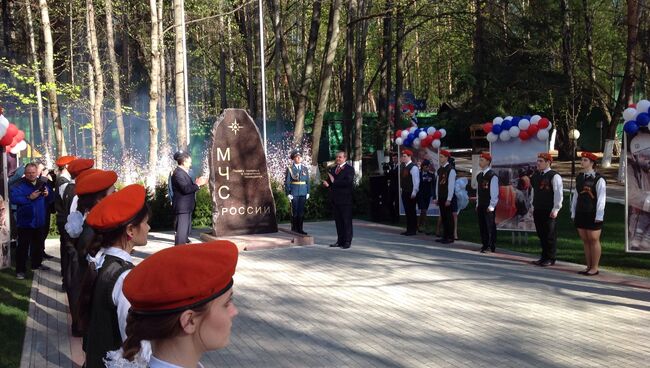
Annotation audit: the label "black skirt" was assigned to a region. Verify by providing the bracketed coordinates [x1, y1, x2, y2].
[574, 211, 603, 230]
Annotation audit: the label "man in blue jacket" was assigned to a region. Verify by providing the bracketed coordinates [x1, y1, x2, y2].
[10, 163, 54, 279]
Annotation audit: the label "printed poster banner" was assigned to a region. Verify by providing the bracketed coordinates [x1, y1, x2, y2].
[491, 138, 548, 232]
[625, 130, 650, 253]
[398, 147, 440, 216]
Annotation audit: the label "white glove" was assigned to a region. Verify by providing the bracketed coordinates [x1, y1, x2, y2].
[306, 194, 310, 200]
[288, 194, 294, 201]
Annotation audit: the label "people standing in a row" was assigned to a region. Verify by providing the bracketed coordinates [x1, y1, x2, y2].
[400, 149, 420, 236]
[571, 152, 606, 276]
[54, 155, 76, 289]
[77, 184, 150, 368]
[324, 151, 355, 249]
[531, 152, 563, 267]
[285, 150, 310, 235]
[10, 162, 54, 279]
[476, 152, 499, 253]
[171, 151, 207, 245]
[417, 160, 435, 233]
[435, 150, 456, 244]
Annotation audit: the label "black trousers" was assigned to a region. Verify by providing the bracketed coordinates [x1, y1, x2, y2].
[174, 212, 193, 245]
[402, 192, 417, 233]
[291, 196, 307, 217]
[332, 201, 353, 245]
[15, 226, 48, 274]
[439, 200, 454, 240]
[477, 206, 497, 250]
[533, 209, 557, 261]
[57, 223, 72, 282]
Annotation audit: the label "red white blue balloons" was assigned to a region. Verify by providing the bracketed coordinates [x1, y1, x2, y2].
[0, 112, 27, 152]
[621, 100, 650, 137]
[483, 114, 552, 142]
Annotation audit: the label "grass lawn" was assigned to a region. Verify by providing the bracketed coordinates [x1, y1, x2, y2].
[382, 196, 650, 278]
[0, 266, 32, 368]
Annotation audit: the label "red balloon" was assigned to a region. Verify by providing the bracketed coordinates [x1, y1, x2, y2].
[4, 123, 18, 140]
[528, 124, 539, 135]
[15, 130, 24, 142]
[538, 118, 550, 129]
[433, 131, 442, 139]
[422, 136, 433, 147]
[483, 123, 493, 134]
[6, 136, 18, 150]
[0, 133, 13, 146]
[629, 103, 637, 108]
[395, 129, 403, 139]
[519, 131, 530, 140]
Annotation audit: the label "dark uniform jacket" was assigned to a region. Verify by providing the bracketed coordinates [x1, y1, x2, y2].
[171, 167, 200, 214]
[327, 163, 355, 205]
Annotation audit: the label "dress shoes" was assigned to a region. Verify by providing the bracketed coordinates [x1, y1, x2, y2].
[340, 243, 351, 249]
[577, 268, 591, 275]
[584, 270, 599, 276]
[539, 259, 556, 267]
[401, 231, 416, 236]
[479, 247, 489, 253]
[298, 230, 308, 235]
[490, 246, 496, 252]
[329, 243, 340, 247]
[441, 239, 454, 244]
[531, 259, 545, 265]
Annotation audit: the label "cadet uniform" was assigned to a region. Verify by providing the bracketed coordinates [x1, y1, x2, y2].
[476, 152, 499, 252]
[285, 151, 310, 235]
[436, 150, 457, 243]
[531, 152, 563, 266]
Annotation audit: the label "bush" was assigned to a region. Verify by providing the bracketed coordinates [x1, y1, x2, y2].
[271, 181, 291, 222]
[192, 187, 213, 228]
[148, 184, 174, 230]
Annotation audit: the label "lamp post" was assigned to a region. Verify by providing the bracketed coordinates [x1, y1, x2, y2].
[568, 128, 581, 197]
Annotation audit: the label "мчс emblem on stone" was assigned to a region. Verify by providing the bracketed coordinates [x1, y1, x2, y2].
[228, 120, 242, 135]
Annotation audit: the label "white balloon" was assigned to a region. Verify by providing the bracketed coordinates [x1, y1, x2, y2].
[427, 127, 436, 135]
[493, 117, 503, 125]
[418, 131, 427, 140]
[518, 119, 530, 130]
[637, 100, 650, 113]
[10, 145, 19, 154]
[545, 122, 553, 130]
[439, 128, 447, 138]
[0, 115, 8, 129]
[623, 107, 638, 121]
[432, 139, 441, 148]
[409, 126, 417, 133]
[537, 129, 549, 141]
[17, 140, 27, 151]
[530, 115, 542, 124]
[499, 131, 511, 141]
[401, 130, 409, 139]
[509, 126, 520, 138]
[504, 116, 513, 122]
[486, 132, 498, 143]
[0, 124, 7, 140]
[413, 138, 421, 147]
[395, 137, 403, 145]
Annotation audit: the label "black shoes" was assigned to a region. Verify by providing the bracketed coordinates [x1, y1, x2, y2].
[401, 231, 416, 236]
[480, 247, 489, 253]
[329, 243, 340, 247]
[329, 242, 350, 249]
[585, 270, 599, 276]
[440, 239, 454, 244]
[43, 252, 54, 260]
[340, 243, 351, 249]
[538, 259, 556, 267]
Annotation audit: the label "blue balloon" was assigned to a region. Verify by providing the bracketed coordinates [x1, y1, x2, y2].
[511, 117, 521, 126]
[407, 133, 415, 140]
[637, 113, 650, 127]
[523, 115, 532, 120]
[492, 124, 503, 135]
[624, 121, 640, 135]
[502, 120, 512, 130]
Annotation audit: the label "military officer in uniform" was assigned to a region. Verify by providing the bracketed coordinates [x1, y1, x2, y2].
[531, 152, 563, 266]
[476, 152, 499, 253]
[285, 150, 310, 235]
[435, 150, 457, 244]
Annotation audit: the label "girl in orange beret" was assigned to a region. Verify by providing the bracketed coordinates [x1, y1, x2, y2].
[104, 241, 239, 368]
[77, 184, 151, 368]
[571, 152, 606, 276]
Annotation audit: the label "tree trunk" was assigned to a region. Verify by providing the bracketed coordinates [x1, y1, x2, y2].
[353, 0, 371, 178]
[87, 0, 103, 167]
[378, 0, 392, 152]
[393, 7, 404, 132]
[158, 0, 167, 147]
[149, 0, 160, 186]
[472, 0, 485, 103]
[24, 1, 44, 149]
[292, 0, 323, 146]
[173, 0, 187, 150]
[235, 3, 258, 119]
[105, 0, 126, 158]
[38, 0, 65, 157]
[310, 0, 343, 169]
[342, 0, 357, 155]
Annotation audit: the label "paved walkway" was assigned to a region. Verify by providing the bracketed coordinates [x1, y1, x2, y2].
[21, 221, 650, 368]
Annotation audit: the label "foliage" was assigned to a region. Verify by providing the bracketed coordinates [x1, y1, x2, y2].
[0, 267, 32, 368]
[192, 186, 213, 228]
[271, 181, 291, 222]
[148, 183, 175, 230]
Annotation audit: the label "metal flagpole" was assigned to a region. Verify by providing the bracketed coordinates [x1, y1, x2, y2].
[258, 0, 267, 154]
[181, 0, 190, 148]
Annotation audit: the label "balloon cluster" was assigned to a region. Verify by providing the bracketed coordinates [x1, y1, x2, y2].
[0, 111, 27, 154]
[482, 115, 552, 143]
[393, 125, 446, 149]
[623, 100, 650, 136]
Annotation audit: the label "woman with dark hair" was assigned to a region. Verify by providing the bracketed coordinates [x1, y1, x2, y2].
[104, 240, 239, 368]
[64, 169, 118, 337]
[571, 152, 606, 276]
[77, 184, 150, 368]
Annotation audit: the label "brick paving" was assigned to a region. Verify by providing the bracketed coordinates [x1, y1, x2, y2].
[20, 221, 650, 368]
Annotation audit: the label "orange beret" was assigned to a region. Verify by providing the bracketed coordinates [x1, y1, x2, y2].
[581, 151, 598, 161]
[440, 149, 452, 158]
[538, 152, 553, 162]
[75, 168, 100, 182]
[55, 155, 76, 167]
[124, 241, 239, 315]
[402, 149, 413, 156]
[68, 158, 94, 177]
[480, 152, 492, 161]
[86, 184, 146, 232]
[75, 170, 118, 195]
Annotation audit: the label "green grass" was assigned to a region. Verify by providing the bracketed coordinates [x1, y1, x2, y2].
[377, 196, 650, 278]
[0, 267, 32, 368]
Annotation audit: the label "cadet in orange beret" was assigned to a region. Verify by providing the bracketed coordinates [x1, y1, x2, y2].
[476, 152, 499, 253]
[531, 152, 563, 266]
[63, 170, 118, 337]
[400, 149, 420, 235]
[77, 184, 150, 368]
[434, 149, 457, 243]
[104, 241, 239, 368]
[571, 152, 606, 276]
[62, 158, 95, 217]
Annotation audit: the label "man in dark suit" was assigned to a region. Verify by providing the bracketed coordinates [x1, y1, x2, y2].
[323, 151, 355, 249]
[171, 152, 207, 245]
